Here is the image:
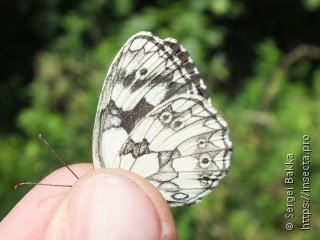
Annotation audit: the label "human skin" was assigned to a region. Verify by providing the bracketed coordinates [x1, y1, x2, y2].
[0, 163, 177, 240]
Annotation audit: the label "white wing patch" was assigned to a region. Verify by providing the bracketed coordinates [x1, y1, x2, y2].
[92, 31, 232, 206]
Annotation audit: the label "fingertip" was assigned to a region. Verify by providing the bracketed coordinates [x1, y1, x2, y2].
[46, 169, 177, 240]
[0, 163, 93, 239]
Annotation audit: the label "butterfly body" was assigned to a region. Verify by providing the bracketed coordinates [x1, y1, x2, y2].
[92, 32, 232, 206]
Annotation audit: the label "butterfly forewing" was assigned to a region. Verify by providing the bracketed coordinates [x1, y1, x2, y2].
[92, 32, 211, 168]
[92, 31, 232, 206]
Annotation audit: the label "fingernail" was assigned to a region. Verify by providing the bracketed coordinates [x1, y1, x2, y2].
[47, 172, 161, 240]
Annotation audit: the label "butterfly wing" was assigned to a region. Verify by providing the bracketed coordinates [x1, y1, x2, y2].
[93, 32, 209, 168]
[113, 95, 232, 206]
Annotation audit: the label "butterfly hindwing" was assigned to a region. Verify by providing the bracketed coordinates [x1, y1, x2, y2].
[93, 32, 210, 168]
[112, 95, 232, 206]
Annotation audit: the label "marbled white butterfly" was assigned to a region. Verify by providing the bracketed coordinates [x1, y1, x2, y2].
[92, 32, 232, 206]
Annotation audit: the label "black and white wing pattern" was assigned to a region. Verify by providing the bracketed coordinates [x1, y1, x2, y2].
[92, 31, 232, 206]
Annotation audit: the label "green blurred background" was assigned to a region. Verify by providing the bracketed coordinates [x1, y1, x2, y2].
[1, 0, 319, 239]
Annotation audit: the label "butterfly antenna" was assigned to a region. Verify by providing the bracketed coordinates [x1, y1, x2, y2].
[38, 134, 79, 180]
[14, 135, 78, 190]
[15, 182, 72, 189]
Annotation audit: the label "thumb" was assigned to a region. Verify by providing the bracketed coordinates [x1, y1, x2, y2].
[45, 168, 177, 240]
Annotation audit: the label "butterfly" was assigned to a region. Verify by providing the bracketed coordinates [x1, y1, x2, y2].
[92, 31, 232, 206]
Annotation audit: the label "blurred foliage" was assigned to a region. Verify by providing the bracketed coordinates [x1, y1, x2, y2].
[1, 0, 320, 239]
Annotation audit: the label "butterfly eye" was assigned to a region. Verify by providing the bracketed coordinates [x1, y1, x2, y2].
[199, 154, 212, 168]
[139, 68, 148, 76]
[197, 138, 207, 148]
[200, 176, 211, 187]
[159, 111, 173, 123]
[171, 119, 185, 130]
[172, 192, 189, 200]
